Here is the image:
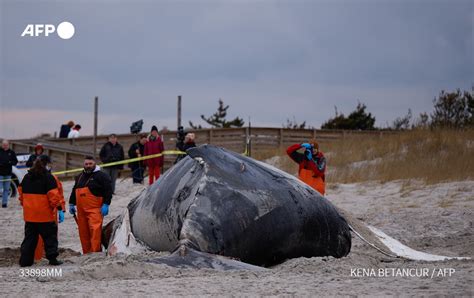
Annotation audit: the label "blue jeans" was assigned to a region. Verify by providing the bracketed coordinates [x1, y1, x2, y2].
[0, 176, 11, 206]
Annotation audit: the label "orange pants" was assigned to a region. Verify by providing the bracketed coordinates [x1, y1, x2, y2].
[34, 235, 48, 261]
[311, 177, 325, 195]
[148, 165, 160, 185]
[76, 187, 103, 254]
[299, 169, 325, 195]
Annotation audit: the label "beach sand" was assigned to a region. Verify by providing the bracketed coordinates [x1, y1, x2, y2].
[0, 177, 472, 296]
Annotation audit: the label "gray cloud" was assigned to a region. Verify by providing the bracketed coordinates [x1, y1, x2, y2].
[1, 0, 472, 139]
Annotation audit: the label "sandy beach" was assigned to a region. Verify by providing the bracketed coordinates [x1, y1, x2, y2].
[2, 0, 473, 295]
[0, 175, 472, 296]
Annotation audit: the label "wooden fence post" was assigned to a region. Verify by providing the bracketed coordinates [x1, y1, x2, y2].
[93, 96, 98, 158]
[279, 128, 284, 148]
[245, 127, 249, 154]
[63, 152, 68, 173]
[177, 95, 182, 129]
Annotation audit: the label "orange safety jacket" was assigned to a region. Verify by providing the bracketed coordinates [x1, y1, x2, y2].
[287, 143, 327, 195]
[18, 170, 63, 222]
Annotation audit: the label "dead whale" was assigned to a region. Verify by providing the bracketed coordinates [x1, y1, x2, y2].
[103, 144, 352, 267]
[103, 145, 470, 269]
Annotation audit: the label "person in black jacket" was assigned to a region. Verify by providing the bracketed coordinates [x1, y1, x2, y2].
[0, 140, 18, 208]
[18, 156, 64, 267]
[69, 156, 112, 254]
[25, 143, 44, 168]
[128, 134, 147, 184]
[175, 132, 197, 164]
[99, 134, 124, 194]
[59, 121, 74, 138]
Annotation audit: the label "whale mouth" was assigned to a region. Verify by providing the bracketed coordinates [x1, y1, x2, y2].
[147, 245, 267, 271]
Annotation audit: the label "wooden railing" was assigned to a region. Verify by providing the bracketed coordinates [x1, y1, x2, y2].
[9, 140, 94, 177]
[10, 127, 393, 176]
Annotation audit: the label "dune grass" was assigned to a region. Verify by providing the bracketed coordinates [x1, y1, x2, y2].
[254, 129, 474, 184]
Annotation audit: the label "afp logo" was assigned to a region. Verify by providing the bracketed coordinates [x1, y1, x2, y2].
[21, 21, 75, 39]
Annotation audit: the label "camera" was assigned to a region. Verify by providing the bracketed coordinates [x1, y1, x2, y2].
[130, 119, 143, 134]
[177, 126, 186, 142]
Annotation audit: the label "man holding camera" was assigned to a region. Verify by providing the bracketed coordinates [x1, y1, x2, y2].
[175, 127, 196, 164]
[287, 140, 326, 195]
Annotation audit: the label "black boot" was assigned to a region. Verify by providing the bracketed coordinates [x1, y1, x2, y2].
[19, 261, 33, 267]
[48, 259, 63, 266]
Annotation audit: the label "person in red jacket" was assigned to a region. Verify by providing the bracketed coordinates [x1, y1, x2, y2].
[287, 140, 326, 195]
[144, 125, 164, 185]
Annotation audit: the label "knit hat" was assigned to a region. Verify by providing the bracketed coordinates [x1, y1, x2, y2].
[34, 143, 44, 153]
[151, 125, 158, 132]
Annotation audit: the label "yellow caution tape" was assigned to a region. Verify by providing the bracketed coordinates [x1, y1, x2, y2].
[52, 150, 185, 176]
[0, 177, 18, 182]
[0, 150, 186, 182]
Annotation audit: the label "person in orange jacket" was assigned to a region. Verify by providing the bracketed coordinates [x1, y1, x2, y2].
[287, 140, 327, 195]
[69, 156, 112, 254]
[34, 156, 65, 261]
[18, 155, 64, 267]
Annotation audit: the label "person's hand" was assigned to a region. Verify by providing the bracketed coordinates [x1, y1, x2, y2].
[305, 150, 313, 160]
[69, 204, 76, 215]
[101, 204, 109, 216]
[58, 210, 65, 223]
[301, 143, 312, 150]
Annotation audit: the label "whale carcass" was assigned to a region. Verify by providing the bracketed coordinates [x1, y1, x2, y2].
[103, 144, 351, 267]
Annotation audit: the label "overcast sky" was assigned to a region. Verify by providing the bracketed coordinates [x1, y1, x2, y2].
[1, 0, 473, 139]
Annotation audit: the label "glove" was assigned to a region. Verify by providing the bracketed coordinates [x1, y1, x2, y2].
[301, 143, 312, 150]
[69, 204, 76, 215]
[101, 204, 109, 216]
[58, 210, 65, 223]
[305, 150, 313, 160]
